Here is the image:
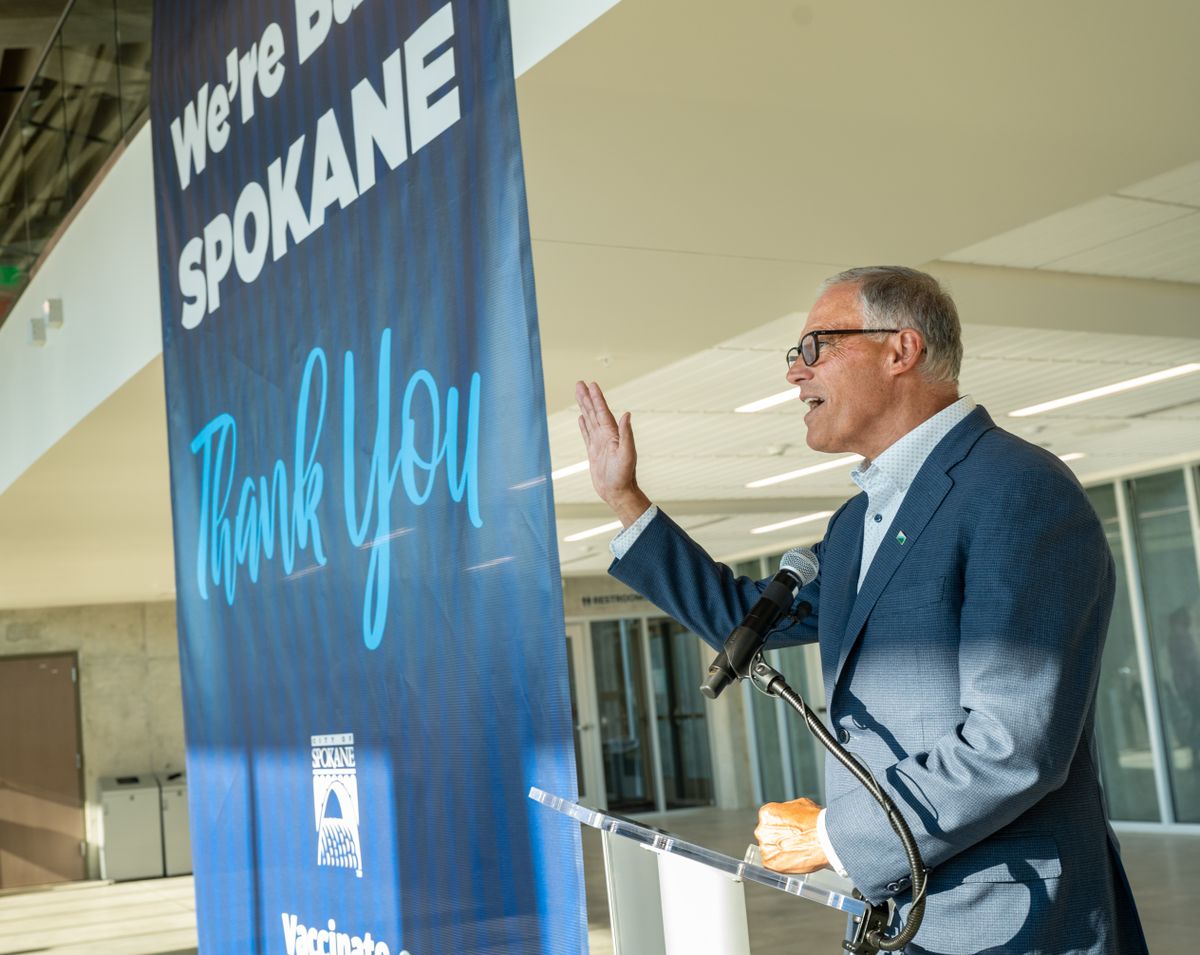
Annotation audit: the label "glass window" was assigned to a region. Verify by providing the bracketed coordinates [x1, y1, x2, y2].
[59, 0, 125, 191]
[764, 550, 826, 802]
[19, 66, 71, 252]
[1129, 472, 1200, 823]
[774, 644, 825, 803]
[731, 558, 788, 801]
[114, 0, 153, 139]
[734, 552, 826, 804]
[0, 0, 153, 323]
[1086, 485, 1159, 821]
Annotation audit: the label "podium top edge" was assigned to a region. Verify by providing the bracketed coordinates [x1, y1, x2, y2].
[528, 787, 866, 916]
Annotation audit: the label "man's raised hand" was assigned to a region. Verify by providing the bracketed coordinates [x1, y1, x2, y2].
[575, 381, 651, 527]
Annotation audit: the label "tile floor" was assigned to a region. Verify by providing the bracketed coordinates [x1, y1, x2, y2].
[0, 876, 197, 955]
[580, 811, 1200, 954]
[0, 814, 1194, 954]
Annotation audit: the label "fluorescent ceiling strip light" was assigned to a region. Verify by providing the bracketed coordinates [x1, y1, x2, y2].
[751, 511, 834, 535]
[1058, 452, 1086, 463]
[563, 520, 623, 542]
[551, 460, 590, 480]
[1009, 363, 1200, 417]
[735, 388, 800, 414]
[746, 455, 863, 488]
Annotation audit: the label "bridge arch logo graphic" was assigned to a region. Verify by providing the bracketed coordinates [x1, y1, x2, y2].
[311, 733, 363, 877]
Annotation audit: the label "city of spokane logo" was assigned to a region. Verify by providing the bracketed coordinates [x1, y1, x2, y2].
[312, 733, 363, 877]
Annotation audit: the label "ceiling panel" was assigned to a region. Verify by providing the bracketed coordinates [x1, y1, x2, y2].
[1119, 160, 1200, 206]
[1046, 213, 1200, 282]
[962, 322, 1200, 364]
[963, 362, 1200, 418]
[551, 315, 1200, 574]
[944, 197, 1192, 270]
[717, 312, 810, 352]
[940, 159, 1200, 285]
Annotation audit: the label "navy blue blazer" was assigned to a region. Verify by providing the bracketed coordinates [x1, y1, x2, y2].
[610, 406, 1148, 954]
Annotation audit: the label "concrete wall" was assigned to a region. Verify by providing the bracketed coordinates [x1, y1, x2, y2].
[0, 601, 185, 878]
[0, 576, 755, 888]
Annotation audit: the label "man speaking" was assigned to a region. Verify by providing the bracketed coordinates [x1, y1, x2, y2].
[575, 267, 1148, 953]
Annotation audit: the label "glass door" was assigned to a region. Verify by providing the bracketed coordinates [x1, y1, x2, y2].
[565, 624, 604, 808]
[590, 619, 656, 812]
[647, 619, 714, 809]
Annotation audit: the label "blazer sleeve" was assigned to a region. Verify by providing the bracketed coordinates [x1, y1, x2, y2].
[608, 509, 821, 652]
[824, 464, 1116, 902]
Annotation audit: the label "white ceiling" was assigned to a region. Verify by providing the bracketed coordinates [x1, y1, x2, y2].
[945, 162, 1200, 283]
[524, 0, 1200, 410]
[551, 314, 1200, 573]
[3, 0, 1200, 607]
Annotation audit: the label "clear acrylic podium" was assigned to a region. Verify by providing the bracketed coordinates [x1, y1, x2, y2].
[530, 787, 869, 955]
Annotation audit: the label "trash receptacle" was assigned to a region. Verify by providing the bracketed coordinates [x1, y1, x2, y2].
[99, 775, 164, 881]
[157, 771, 192, 876]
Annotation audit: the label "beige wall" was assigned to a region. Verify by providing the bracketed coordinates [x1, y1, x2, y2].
[562, 574, 658, 619]
[0, 601, 185, 878]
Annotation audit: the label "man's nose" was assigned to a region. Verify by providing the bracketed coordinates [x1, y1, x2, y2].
[786, 356, 811, 386]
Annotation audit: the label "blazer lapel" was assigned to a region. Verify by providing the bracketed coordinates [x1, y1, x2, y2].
[831, 406, 996, 686]
[819, 495, 866, 687]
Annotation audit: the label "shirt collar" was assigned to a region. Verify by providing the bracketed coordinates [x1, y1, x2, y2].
[852, 396, 976, 494]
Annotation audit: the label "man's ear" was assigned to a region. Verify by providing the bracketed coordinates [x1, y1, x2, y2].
[890, 328, 925, 376]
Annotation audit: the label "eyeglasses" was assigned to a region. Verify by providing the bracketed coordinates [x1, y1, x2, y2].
[786, 328, 903, 367]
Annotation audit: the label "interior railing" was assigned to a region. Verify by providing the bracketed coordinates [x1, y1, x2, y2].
[0, 0, 152, 326]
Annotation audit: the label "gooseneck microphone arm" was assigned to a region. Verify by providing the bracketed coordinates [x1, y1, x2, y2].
[698, 548, 927, 953]
[748, 656, 928, 953]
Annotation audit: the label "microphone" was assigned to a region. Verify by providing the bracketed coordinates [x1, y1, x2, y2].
[700, 548, 819, 700]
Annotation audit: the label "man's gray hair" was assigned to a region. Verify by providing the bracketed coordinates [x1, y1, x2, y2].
[818, 266, 962, 385]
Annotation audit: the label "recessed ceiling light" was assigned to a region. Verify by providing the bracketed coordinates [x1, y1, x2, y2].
[735, 388, 799, 414]
[563, 520, 623, 542]
[746, 455, 862, 488]
[551, 461, 590, 480]
[751, 511, 834, 535]
[1009, 364, 1200, 417]
[1057, 452, 1086, 463]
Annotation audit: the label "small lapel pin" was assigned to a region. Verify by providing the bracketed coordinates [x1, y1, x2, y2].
[896, 531, 907, 545]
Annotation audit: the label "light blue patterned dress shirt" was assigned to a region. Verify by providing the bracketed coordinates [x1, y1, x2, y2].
[851, 396, 976, 590]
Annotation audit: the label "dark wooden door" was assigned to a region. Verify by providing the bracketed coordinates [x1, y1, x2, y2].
[0, 653, 86, 888]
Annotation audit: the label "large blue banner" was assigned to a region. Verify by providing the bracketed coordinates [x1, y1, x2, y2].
[150, 2, 585, 952]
